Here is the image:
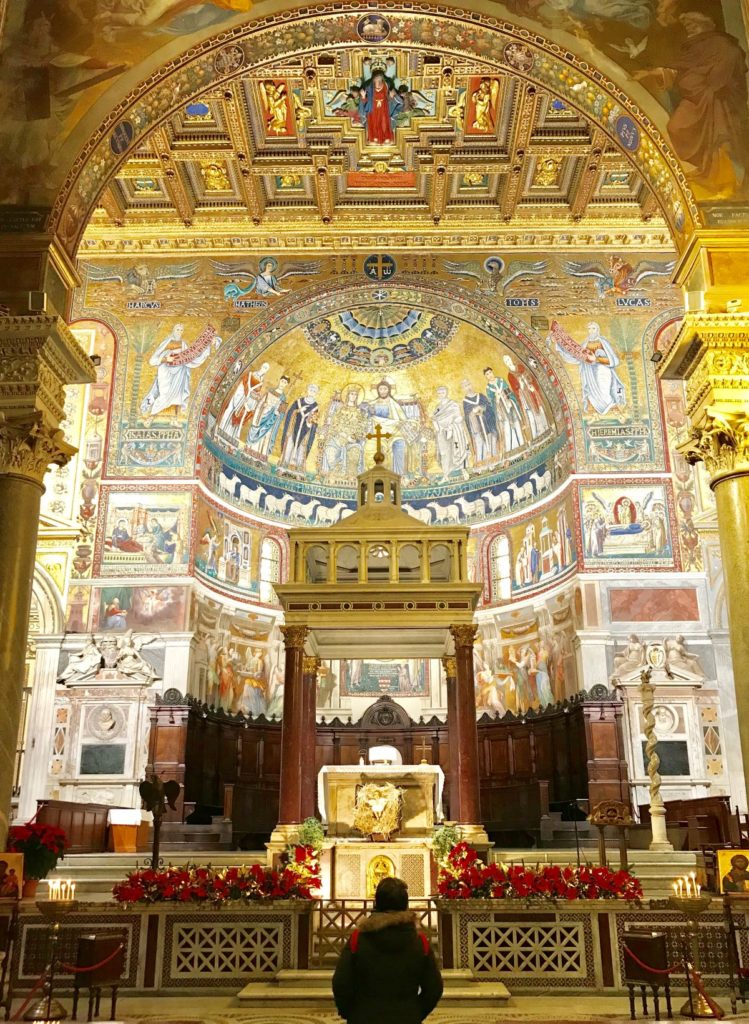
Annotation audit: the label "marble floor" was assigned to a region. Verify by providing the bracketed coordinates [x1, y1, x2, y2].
[20, 994, 743, 1024]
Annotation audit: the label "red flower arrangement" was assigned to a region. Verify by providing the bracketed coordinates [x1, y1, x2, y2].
[112, 845, 321, 905]
[437, 842, 642, 902]
[8, 823, 67, 880]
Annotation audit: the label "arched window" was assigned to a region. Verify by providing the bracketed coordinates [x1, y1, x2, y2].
[260, 537, 281, 602]
[490, 535, 511, 601]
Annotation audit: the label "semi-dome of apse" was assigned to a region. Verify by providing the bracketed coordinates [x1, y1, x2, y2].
[200, 277, 573, 528]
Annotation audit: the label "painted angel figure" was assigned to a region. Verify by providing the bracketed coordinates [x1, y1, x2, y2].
[80, 260, 198, 297]
[470, 77, 499, 132]
[443, 255, 547, 294]
[563, 257, 676, 297]
[211, 257, 321, 300]
[260, 81, 289, 134]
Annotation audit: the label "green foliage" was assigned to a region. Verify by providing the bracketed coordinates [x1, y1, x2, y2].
[297, 817, 325, 852]
[432, 823, 463, 866]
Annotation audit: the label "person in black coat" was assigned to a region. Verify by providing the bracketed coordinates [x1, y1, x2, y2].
[332, 876, 443, 1024]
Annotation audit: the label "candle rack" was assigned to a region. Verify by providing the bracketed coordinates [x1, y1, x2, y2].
[23, 897, 79, 1022]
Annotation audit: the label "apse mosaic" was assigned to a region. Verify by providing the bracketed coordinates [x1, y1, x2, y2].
[70, 251, 684, 535]
[478, 489, 578, 605]
[194, 491, 287, 601]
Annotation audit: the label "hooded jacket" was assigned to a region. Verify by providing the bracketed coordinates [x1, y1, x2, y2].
[332, 910, 443, 1024]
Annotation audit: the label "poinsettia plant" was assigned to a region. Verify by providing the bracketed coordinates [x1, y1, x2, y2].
[437, 842, 642, 902]
[112, 845, 321, 905]
[8, 823, 67, 880]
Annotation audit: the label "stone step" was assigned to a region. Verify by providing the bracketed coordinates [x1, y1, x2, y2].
[237, 970, 511, 1007]
[46, 851, 266, 897]
[275, 969, 477, 989]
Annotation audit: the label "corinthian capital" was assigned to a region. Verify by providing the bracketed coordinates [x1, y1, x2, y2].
[281, 625, 309, 650]
[0, 413, 76, 486]
[450, 624, 478, 650]
[442, 655, 457, 678]
[302, 655, 320, 676]
[678, 408, 749, 485]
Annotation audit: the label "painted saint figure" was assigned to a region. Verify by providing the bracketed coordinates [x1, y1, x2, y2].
[359, 69, 401, 144]
[503, 355, 549, 439]
[461, 379, 498, 465]
[484, 366, 525, 455]
[321, 385, 369, 478]
[246, 375, 290, 460]
[279, 384, 320, 472]
[219, 362, 270, 443]
[432, 386, 470, 481]
[555, 321, 626, 416]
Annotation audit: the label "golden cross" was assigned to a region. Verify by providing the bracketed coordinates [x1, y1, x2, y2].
[415, 736, 431, 764]
[366, 423, 392, 465]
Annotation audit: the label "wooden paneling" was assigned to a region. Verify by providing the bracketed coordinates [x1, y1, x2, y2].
[183, 695, 629, 841]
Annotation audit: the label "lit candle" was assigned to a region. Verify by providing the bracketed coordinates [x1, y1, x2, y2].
[696, 882, 701, 896]
[673, 882, 678, 895]
[70, 882, 76, 901]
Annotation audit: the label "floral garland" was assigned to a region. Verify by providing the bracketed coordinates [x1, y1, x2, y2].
[8, 823, 67, 880]
[112, 845, 320, 905]
[437, 842, 642, 902]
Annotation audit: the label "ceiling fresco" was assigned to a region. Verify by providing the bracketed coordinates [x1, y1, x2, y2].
[3, 0, 746, 244]
[11, 4, 743, 254]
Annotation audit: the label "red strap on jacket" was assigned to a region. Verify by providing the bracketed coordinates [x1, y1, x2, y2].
[349, 930, 429, 955]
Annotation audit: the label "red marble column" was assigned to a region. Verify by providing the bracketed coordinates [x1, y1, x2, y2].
[449, 625, 481, 825]
[441, 655, 460, 822]
[300, 656, 320, 820]
[278, 625, 309, 825]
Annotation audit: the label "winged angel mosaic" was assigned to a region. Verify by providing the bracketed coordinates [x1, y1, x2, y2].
[211, 257, 322, 300]
[443, 256, 547, 294]
[81, 260, 198, 297]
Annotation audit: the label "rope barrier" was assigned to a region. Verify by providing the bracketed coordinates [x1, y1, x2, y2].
[8, 943, 124, 1021]
[623, 944, 681, 975]
[58, 942, 124, 975]
[10, 969, 48, 1021]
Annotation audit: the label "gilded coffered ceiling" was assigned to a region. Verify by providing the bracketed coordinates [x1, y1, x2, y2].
[82, 42, 672, 255]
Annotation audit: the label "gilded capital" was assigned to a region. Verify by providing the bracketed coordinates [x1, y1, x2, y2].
[442, 655, 457, 678]
[0, 316, 94, 426]
[0, 414, 77, 486]
[0, 316, 94, 484]
[281, 624, 309, 650]
[678, 408, 749, 485]
[450, 624, 478, 650]
[302, 655, 320, 676]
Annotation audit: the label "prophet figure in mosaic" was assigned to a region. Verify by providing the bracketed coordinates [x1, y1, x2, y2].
[141, 323, 221, 419]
